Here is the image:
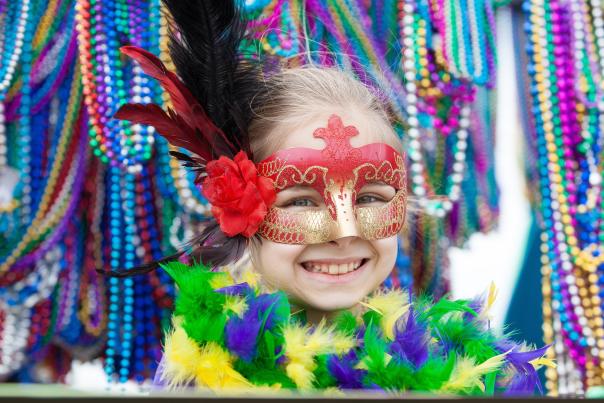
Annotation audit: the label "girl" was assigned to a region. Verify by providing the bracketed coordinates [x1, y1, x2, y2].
[114, 0, 549, 395]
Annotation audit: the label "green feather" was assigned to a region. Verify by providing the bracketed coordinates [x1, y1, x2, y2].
[362, 310, 381, 328]
[234, 360, 296, 388]
[162, 261, 228, 344]
[312, 354, 337, 389]
[333, 311, 358, 335]
[183, 311, 227, 344]
[485, 372, 497, 396]
[420, 298, 477, 323]
[411, 354, 455, 391]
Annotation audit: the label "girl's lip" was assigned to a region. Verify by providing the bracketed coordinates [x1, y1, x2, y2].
[297, 258, 370, 284]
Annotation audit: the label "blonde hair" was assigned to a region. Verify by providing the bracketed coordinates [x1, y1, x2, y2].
[248, 66, 400, 161]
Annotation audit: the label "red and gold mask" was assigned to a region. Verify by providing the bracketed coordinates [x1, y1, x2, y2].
[256, 114, 407, 244]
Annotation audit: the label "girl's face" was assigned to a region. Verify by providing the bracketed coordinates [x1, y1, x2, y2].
[252, 111, 400, 314]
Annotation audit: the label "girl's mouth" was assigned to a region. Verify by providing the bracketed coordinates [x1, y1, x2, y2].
[300, 258, 369, 275]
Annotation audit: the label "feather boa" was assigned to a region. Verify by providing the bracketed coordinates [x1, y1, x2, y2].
[157, 262, 553, 396]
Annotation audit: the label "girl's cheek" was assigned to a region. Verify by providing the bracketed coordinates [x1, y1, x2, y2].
[256, 240, 305, 282]
[372, 236, 398, 273]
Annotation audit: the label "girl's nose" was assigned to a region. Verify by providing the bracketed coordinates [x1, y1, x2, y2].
[329, 236, 357, 248]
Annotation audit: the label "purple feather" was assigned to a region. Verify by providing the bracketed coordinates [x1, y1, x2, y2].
[225, 310, 262, 362]
[255, 293, 288, 331]
[463, 298, 485, 323]
[505, 373, 539, 396]
[506, 345, 551, 364]
[215, 282, 253, 297]
[390, 309, 429, 367]
[494, 339, 518, 353]
[502, 345, 550, 395]
[327, 351, 365, 389]
[224, 292, 289, 362]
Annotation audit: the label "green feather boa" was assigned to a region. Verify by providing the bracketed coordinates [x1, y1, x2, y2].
[155, 261, 551, 396]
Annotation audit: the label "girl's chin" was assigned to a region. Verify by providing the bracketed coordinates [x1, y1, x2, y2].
[292, 289, 368, 314]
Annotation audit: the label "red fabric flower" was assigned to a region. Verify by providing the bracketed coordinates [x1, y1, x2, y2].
[201, 151, 276, 237]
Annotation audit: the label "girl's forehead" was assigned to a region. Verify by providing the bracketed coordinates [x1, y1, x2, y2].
[277, 112, 397, 152]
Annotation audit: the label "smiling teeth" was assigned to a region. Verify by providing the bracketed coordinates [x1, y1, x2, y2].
[304, 260, 364, 274]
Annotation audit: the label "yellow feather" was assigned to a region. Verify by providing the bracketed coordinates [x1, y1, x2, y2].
[285, 362, 315, 389]
[282, 324, 309, 360]
[382, 304, 410, 340]
[384, 352, 392, 366]
[354, 352, 392, 371]
[305, 321, 336, 355]
[354, 359, 368, 371]
[441, 353, 507, 393]
[223, 295, 247, 318]
[363, 289, 408, 314]
[530, 357, 557, 369]
[332, 333, 356, 355]
[241, 269, 262, 291]
[282, 321, 358, 388]
[209, 272, 235, 290]
[194, 342, 251, 389]
[479, 282, 498, 321]
[362, 289, 409, 340]
[162, 324, 202, 388]
[487, 282, 498, 309]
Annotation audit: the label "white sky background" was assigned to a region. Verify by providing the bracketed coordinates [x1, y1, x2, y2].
[67, 6, 529, 391]
[449, 7, 531, 330]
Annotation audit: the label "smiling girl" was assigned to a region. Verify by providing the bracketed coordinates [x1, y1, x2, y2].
[113, 0, 550, 395]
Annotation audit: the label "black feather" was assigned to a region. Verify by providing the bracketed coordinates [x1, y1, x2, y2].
[169, 150, 207, 183]
[106, 0, 267, 278]
[100, 250, 186, 278]
[161, 0, 264, 158]
[191, 221, 248, 267]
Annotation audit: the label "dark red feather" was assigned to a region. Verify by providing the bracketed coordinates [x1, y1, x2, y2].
[114, 103, 211, 161]
[118, 46, 236, 158]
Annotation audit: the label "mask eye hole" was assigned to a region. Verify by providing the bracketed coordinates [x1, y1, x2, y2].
[357, 182, 396, 207]
[275, 186, 325, 211]
[289, 198, 317, 208]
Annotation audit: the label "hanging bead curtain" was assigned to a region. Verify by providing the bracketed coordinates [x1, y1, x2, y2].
[0, 0, 499, 385]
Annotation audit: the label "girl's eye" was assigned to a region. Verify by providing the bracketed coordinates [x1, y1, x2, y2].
[357, 194, 386, 206]
[287, 198, 318, 208]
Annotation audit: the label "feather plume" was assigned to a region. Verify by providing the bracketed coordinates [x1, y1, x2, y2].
[223, 295, 248, 317]
[161, 0, 264, 156]
[327, 351, 365, 389]
[162, 323, 202, 388]
[282, 321, 346, 389]
[209, 271, 236, 290]
[361, 289, 409, 340]
[225, 309, 261, 362]
[109, 0, 267, 277]
[503, 345, 552, 395]
[158, 265, 547, 395]
[441, 352, 508, 393]
[194, 341, 251, 389]
[188, 221, 248, 267]
[390, 309, 429, 367]
[115, 46, 236, 160]
[115, 103, 212, 161]
[285, 362, 314, 389]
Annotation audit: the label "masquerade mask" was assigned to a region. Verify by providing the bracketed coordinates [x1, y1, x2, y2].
[256, 114, 407, 244]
